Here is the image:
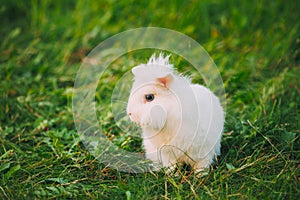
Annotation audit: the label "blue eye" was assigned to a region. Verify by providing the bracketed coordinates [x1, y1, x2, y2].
[145, 94, 154, 102]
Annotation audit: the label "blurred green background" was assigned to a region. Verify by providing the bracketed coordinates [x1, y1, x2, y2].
[0, 0, 299, 199]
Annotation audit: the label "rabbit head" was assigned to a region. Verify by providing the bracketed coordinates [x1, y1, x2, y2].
[126, 54, 181, 132]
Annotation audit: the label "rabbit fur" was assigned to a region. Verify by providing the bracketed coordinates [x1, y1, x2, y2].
[126, 53, 224, 173]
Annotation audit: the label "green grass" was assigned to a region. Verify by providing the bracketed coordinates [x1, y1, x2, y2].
[1, 0, 299, 199]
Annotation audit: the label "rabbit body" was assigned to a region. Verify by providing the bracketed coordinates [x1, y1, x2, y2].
[127, 54, 224, 172]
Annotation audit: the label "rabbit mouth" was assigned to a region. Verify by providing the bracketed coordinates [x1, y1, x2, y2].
[128, 113, 140, 124]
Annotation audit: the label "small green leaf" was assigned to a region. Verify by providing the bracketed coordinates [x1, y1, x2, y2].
[9, 27, 21, 39]
[0, 150, 13, 161]
[167, 177, 179, 189]
[126, 191, 131, 200]
[46, 186, 60, 194]
[46, 178, 68, 184]
[0, 163, 10, 172]
[5, 164, 21, 178]
[281, 132, 296, 143]
[226, 163, 236, 170]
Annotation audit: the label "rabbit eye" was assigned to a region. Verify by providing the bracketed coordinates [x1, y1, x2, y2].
[145, 94, 155, 102]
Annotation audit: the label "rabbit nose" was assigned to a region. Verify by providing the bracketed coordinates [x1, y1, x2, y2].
[128, 112, 133, 120]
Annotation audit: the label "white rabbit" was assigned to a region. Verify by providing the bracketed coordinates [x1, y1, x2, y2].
[126, 53, 224, 174]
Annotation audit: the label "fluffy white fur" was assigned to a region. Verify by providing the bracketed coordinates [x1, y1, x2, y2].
[127, 53, 224, 173]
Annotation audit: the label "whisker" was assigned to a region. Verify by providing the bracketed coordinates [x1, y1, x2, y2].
[111, 99, 128, 104]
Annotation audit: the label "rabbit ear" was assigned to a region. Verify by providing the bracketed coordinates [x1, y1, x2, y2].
[157, 73, 173, 88]
[132, 65, 146, 77]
